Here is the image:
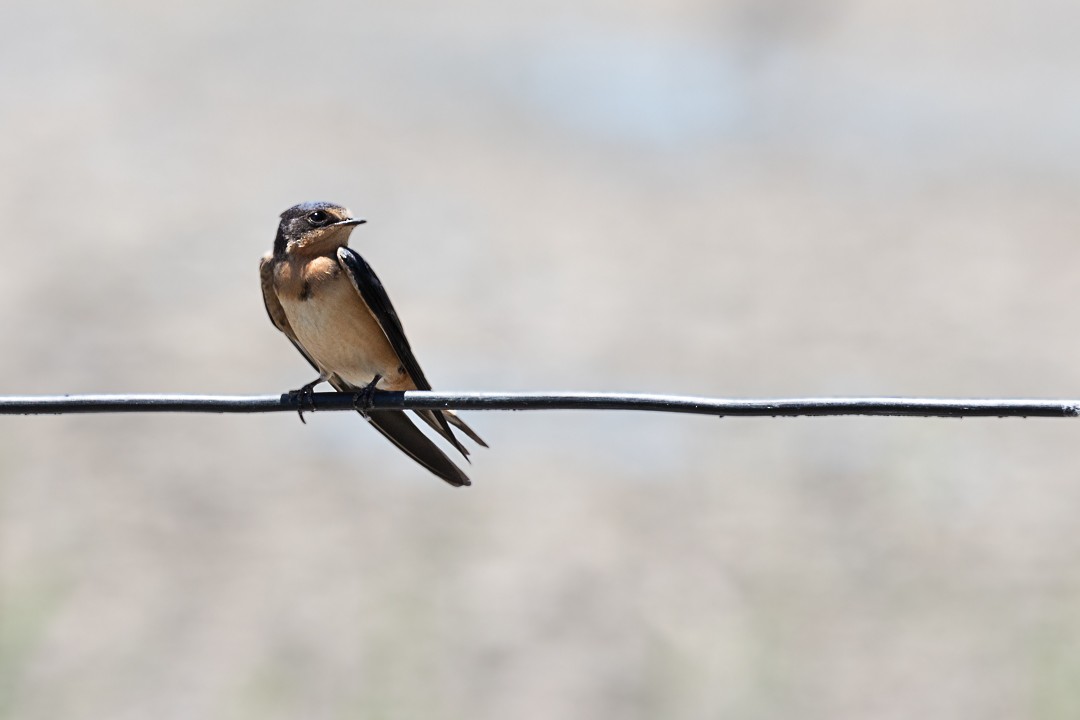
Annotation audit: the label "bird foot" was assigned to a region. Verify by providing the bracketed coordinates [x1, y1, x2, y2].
[353, 375, 382, 417]
[290, 376, 326, 424]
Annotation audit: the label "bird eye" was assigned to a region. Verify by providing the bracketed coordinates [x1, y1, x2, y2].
[307, 210, 330, 226]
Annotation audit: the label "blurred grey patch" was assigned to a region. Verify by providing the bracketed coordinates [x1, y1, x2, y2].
[491, 27, 744, 148]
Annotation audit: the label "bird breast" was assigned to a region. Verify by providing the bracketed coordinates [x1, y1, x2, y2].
[277, 257, 406, 388]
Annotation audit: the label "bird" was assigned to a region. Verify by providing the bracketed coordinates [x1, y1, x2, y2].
[260, 201, 486, 486]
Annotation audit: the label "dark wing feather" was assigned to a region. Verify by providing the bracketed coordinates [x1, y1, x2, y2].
[349, 404, 471, 486]
[328, 377, 470, 486]
[336, 246, 431, 390]
[336, 246, 486, 456]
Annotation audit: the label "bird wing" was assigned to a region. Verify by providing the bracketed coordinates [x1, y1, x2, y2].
[335, 246, 431, 389]
[260, 253, 322, 374]
[355, 407, 471, 487]
[335, 246, 487, 454]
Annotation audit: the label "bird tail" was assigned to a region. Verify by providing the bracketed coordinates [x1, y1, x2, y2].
[414, 409, 488, 461]
[444, 411, 488, 448]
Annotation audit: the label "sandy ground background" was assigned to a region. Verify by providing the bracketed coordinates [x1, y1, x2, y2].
[2, 0, 1080, 718]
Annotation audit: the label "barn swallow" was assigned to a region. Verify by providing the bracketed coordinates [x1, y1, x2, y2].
[260, 201, 486, 486]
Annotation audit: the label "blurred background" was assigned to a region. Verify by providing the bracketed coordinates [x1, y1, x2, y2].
[2, 0, 1080, 717]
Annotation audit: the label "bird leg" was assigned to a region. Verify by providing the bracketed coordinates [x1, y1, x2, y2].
[353, 375, 382, 417]
[290, 375, 326, 424]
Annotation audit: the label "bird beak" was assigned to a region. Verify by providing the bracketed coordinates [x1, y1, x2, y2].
[335, 218, 366, 227]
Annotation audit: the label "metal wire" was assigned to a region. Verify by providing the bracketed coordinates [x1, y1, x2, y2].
[0, 392, 1077, 418]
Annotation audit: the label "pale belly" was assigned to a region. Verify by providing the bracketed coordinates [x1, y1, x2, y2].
[280, 279, 407, 389]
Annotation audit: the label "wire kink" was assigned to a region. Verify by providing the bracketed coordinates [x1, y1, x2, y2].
[0, 392, 1076, 418]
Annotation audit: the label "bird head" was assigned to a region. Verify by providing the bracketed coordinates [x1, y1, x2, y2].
[274, 201, 366, 257]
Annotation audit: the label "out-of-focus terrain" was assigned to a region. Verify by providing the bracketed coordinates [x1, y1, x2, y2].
[2, 1, 1080, 718]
